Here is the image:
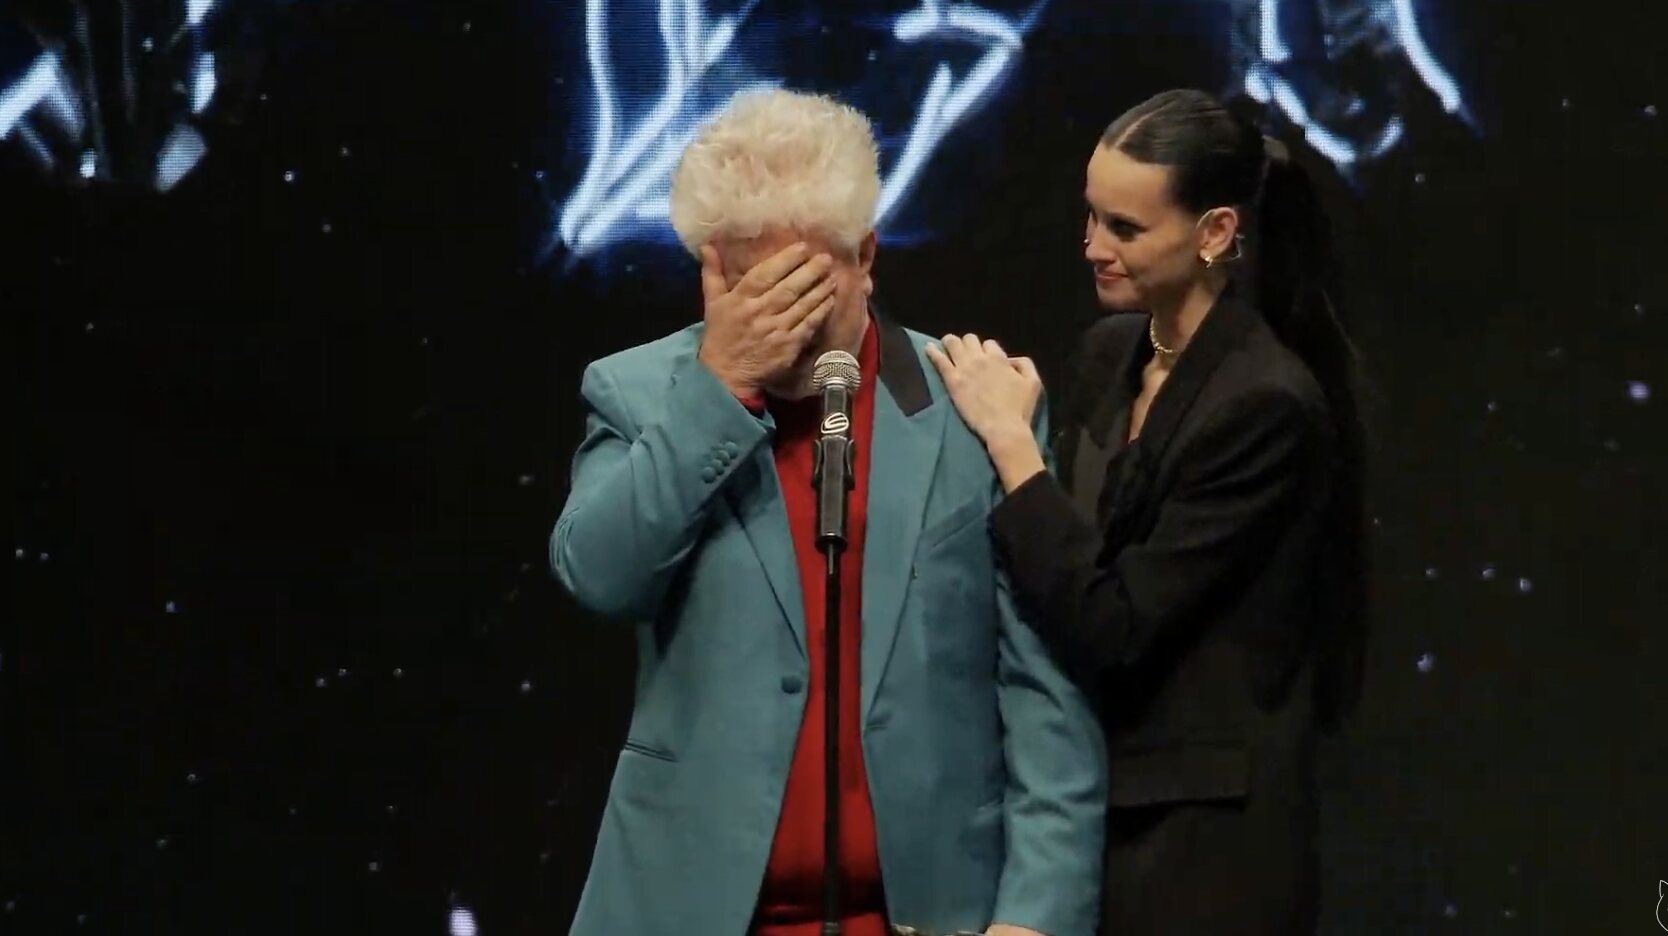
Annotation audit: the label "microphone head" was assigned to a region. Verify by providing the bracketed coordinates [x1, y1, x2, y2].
[811, 350, 861, 393]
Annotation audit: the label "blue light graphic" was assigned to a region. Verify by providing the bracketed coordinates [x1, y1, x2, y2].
[553, 0, 1472, 260]
[1388, 0, 1462, 114]
[554, 0, 1043, 259]
[555, 0, 776, 258]
[193, 52, 219, 115]
[878, 2, 1032, 226]
[1237, 0, 1469, 166]
[0, 1, 229, 191]
[0, 52, 67, 142]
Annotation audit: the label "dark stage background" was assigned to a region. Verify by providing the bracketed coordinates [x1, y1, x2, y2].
[4, 0, 1665, 933]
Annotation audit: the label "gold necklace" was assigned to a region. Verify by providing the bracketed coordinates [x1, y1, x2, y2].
[1148, 317, 1179, 359]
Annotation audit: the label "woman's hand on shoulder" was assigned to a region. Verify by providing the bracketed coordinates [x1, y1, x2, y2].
[924, 333, 1042, 448]
[925, 334, 1049, 492]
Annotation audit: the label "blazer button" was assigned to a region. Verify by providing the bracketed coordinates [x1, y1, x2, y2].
[781, 675, 804, 694]
[700, 467, 717, 483]
[724, 441, 739, 457]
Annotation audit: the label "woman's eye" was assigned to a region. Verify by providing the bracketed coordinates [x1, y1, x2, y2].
[1086, 211, 1138, 241]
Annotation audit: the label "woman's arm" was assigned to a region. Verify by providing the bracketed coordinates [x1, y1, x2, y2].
[988, 387, 1327, 669]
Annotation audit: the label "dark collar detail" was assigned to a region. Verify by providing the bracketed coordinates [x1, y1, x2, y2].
[1083, 315, 1148, 448]
[873, 307, 932, 417]
[1129, 290, 1261, 467]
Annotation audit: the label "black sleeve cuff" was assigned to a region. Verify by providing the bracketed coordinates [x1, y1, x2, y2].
[991, 470, 1089, 608]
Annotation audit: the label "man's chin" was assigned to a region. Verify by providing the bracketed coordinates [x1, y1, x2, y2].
[766, 351, 824, 397]
[763, 378, 816, 402]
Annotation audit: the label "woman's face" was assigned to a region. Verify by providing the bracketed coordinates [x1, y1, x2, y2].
[1082, 143, 1230, 312]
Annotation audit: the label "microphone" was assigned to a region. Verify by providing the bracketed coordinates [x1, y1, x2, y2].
[811, 350, 861, 551]
[810, 349, 861, 934]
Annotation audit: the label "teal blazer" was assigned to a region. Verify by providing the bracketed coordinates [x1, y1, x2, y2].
[552, 315, 1106, 935]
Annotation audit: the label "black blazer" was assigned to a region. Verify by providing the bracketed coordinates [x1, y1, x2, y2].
[989, 292, 1346, 932]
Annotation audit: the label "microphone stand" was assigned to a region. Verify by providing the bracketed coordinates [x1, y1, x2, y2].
[812, 401, 855, 936]
[820, 543, 844, 936]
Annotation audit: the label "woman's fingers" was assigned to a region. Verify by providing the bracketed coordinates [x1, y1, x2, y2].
[924, 341, 952, 377]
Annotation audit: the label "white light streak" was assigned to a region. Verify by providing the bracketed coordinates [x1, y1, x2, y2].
[556, 0, 1037, 257]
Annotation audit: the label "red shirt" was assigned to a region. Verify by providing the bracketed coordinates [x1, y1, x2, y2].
[750, 321, 887, 936]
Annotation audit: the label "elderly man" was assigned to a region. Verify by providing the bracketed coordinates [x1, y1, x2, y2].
[552, 89, 1105, 936]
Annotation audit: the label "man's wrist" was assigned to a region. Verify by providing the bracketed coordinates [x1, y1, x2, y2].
[696, 351, 759, 400]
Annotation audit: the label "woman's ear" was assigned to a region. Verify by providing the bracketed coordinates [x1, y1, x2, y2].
[1196, 207, 1241, 264]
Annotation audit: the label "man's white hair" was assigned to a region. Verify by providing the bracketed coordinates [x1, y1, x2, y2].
[668, 89, 880, 257]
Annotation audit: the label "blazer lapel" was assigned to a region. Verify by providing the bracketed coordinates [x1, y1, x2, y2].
[658, 333, 805, 657]
[1069, 315, 1149, 533]
[725, 442, 808, 660]
[1088, 294, 1256, 553]
[1127, 290, 1259, 470]
[860, 315, 945, 723]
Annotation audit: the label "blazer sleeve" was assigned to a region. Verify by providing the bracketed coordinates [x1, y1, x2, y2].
[988, 386, 1327, 671]
[990, 398, 1109, 936]
[550, 353, 773, 621]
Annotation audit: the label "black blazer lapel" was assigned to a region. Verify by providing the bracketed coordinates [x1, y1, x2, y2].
[1088, 294, 1258, 552]
[1059, 314, 1147, 533]
[1126, 291, 1261, 471]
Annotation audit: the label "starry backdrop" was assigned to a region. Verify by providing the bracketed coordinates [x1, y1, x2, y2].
[3, 0, 1665, 933]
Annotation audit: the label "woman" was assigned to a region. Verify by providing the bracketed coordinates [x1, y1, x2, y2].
[924, 89, 1368, 934]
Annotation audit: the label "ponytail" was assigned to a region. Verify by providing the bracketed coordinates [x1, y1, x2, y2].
[1253, 142, 1369, 731]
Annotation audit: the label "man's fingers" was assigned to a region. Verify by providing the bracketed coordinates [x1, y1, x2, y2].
[739, 242, 814, 297]
[698, 245, 726, 304]
[772, 275, 838, 330]
[762, 254, 835, 311]
[1010, 355, 1041, 383]
[787, 294, 837, 344]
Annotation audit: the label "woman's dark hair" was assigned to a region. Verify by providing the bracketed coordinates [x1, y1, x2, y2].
[1102, 89, 1368, 729]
